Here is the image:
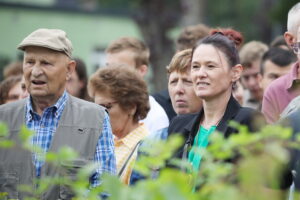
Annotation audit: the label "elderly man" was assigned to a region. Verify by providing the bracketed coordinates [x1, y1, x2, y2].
[0, 29, 116, 199]
[262, 2, 300, 124]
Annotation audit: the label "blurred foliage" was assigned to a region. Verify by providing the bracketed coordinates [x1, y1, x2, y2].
[0, 121, 300, 199]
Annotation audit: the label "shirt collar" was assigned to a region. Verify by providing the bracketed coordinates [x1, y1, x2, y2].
[286, 62, 299, 89]
[114, 123, 149, 149]
[26, 90, 69, 122]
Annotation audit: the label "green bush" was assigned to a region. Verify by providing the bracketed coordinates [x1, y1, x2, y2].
[0, 122, 300, 200]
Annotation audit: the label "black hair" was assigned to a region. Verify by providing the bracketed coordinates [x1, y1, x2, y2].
[260, 47, 297, 75]
[192, 32, 240, 67]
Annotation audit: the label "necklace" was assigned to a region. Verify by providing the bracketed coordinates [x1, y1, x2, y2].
[200, 116, 223, 129]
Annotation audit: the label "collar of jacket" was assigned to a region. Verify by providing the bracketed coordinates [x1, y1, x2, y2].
[183, 95, 241, 140]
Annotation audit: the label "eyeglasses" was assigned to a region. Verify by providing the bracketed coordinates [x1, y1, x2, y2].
[99, 101, 117, 110]
[291, 42, 300, 54]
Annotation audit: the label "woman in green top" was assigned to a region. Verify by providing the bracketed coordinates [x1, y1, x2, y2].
[168, 29, 264, 172]
[187, 29, 244, 171]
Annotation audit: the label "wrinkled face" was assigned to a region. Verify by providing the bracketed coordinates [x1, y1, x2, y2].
[240, 60, 263, 100]
[191, 44, 235, 100]
[261, 60, 292, 91]
[106, 50, 137, 70]
[66, 71, 84, 98]
[168, 70, 202, 114]
[5, 81, 23, 104]
[94, 91, 133, 137]
[23, 47, 71, 102]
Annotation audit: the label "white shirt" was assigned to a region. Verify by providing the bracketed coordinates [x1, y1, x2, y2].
[140, 96, 169, 136]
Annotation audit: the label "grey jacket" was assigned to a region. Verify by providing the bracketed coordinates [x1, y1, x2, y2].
[0, 95, 105, 199]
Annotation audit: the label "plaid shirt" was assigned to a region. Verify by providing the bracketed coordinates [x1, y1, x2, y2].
[25, 91, 116, 186]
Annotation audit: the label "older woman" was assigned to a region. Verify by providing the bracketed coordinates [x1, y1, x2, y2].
[168, 31, 264, 172]
[167, 49, 202, 115]
[88, 66, 150, 184]
[0, 75, 28, 105]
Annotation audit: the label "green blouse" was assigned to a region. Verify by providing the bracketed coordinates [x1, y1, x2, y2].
[188, 125, 217, 171]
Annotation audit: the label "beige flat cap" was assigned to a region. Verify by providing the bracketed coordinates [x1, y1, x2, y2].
[17, 28, 73, 57]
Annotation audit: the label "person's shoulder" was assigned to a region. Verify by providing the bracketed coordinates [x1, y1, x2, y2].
[69, 96, 105, 114]
[171, 113, 198, 122]
[152, 89, 170, 101]
[280, 109, 300, 133]
[149, 95, 165, 110]
[148, 95, 169, 121]
[168, 113, 198, 133]
[237, 106, 259, 119]
[264, 73, 289, 94]
[0, 99, 26, 112]
[70, 95, 100, 108]
[237, 106, 265, 130]
[287, 109, 300, 121]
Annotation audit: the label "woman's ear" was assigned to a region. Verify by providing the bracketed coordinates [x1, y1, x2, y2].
[231, 64, 243, 82]
[66, 60, 76, 81]
[138, 64, 148, 78]
[128, 105, 137, 116]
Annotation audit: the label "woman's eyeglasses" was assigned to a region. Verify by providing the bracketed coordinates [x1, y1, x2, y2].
[99, 101, 117, 110]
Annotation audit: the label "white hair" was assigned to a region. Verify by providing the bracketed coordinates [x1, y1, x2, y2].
[287, 2, 300, 35]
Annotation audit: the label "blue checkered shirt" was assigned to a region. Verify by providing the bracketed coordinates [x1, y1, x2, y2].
[25, 91, 116, 187]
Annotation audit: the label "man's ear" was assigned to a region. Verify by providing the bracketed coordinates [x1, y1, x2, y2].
[66, 60, 76, 81]
[138, 64, 148, 78]
[231, 64, 243, 82]
[284, 32, 296, 48]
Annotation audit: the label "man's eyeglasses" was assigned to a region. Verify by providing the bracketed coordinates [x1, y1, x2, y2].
[291, 42, 300, 54]
[99, 101, 117, 110]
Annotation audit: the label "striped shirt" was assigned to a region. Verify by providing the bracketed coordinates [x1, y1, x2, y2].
[114, 123, 149, 184]
[25, 91, 116, 186]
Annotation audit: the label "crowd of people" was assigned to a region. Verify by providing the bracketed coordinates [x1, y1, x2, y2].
[1, 2, 300, 199]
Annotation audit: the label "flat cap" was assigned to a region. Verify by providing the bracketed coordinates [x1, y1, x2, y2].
[17, 28, 73, 57]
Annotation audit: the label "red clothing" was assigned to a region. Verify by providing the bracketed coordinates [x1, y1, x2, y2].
[262, 62, 300, 123]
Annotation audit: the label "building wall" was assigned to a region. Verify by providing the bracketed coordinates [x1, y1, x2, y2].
[0, 6, 140, 75]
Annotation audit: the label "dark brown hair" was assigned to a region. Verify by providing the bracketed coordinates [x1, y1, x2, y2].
[74, 58, 92, 101]
[0, 75, 22, 105]
[193, 31, 241, 67]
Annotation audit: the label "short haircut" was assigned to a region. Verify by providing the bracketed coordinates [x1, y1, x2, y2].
[3, 62, 23, 79]
[287, 2, 300, 35]
[88, 66, 150, 123]
[260, 47, 297, 75]
[270, 35, 288, 49]
[0, 75, 22, 105]
[166, 49, 192, 75]
[239, 41, 268, 68]
[176, 24, 210, 51]
[105, 37, 150, 68]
